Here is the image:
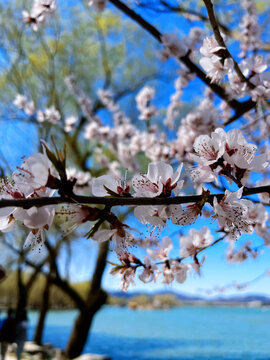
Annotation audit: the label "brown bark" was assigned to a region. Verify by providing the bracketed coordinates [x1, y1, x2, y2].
[64, 241, 109, 359]
[33, 276, 51, 345]
[16, 266, 28, 313]
[16, 259, 41, 316]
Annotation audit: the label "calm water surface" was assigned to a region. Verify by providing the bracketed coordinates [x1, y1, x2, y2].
[28, 306, 270, 360]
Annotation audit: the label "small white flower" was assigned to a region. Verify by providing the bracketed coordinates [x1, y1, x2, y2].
[171, 203, 202, 226]
[134, 205, 173, 233]
[36, 0, 56, 13]
[56, 204, 99, 235]
[139, 257, 159, 283]
[136, 86, 155, 112]
[161, 33, 188, 58]
[147, 236, 173, 261]
[200, 36, 225, 57]
[92, 225, 135, 253]
[171, 260, 191, 284]
[15, 205, 55, 230]
[24, 101, 35, 115]
[13, 152, 53, 192]
[44, 106, 61, 124]
[213, 187, 253, 240]
[92, 174, 130, 197]
[13, 94, 27, 109]
[24, 229, 45, 250]
[37, 110, 46, 123]
[132, 161, 183, 197]
[64, 116, 78, 132]
[200, 56, 233, 83]
[180, 227, 213, 258]
[190, 128, 226, 166]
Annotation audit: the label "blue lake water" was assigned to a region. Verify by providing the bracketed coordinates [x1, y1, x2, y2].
[28, 306, 270, 360]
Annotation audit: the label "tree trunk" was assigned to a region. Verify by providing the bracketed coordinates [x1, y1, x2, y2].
[16, 258, 43, 317]
[33, 276, 51, 345]
[64, 241, 108, 358]
[65, 288, 107, 358]
[16, 266, 28, 315]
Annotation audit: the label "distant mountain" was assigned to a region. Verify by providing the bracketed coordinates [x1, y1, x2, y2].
[212, 294, 270, 304]
[108, 289, 270, 304]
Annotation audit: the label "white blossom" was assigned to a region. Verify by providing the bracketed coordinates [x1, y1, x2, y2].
[161, 33, 188, 59]
[147, 236, 172, 261]
[132, 162, 183, 197]
[180, 227, 213, 258]
[139, 257, 159, 283]
[92, 174, 130, 197]
[64, 116, 78, 132]
[213, 188, 253, 240]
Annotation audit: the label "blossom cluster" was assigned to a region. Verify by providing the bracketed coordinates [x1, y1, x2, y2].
[0, 149, 55, 249]
[199, 34, 269, 104]
[14, 94, 61, 125]
[199, 36, 233, 84]
[0, 126, 269, 290]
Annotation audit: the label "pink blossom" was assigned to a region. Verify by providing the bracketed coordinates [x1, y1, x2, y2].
[161, 264, 174, 284]
[171, 203, 202, 226]
[56, 205, 100, 235]
[171, 260, 191, 283]
[161, 33, 188, 59]
[200, 36, 225, 58]
[134, 205, 172, 233]
[64, 116, 78, 132]
[13, 152, 53, 193]
[180, 227, 213, 258]
[147, 236, 173, 261]
[139, 257, 159, 283]
[200, 56, 233, 84]
[92, 225, 135, 253]
[132, 161, 183, 197]
[14, 204, 55, 231]
[213, 188, 253, 240]
[92, 174, 130, 197]
[136, 86, 155, 113]
[190, 128, 226, 166]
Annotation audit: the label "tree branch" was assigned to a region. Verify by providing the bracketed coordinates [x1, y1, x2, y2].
[0, 185, 269, 209]
[108, 0, 256, 121]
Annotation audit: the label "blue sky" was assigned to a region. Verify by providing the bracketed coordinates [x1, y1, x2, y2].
[0, 0, 270, 297]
